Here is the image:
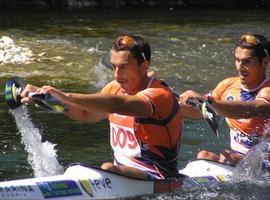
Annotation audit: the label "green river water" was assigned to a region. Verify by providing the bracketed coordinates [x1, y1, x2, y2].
[0, 9, 270, 199]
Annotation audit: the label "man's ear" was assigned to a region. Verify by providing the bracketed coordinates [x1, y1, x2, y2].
[262, 56, 270, 68]
[141, 60, 150, 74]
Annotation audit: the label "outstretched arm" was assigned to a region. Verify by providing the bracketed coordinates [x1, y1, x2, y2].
[21, 85, 151, 121]
[52, 91, 151, 117]
[211, 98, 270, 119]
[20, 84, 108, 123]
[63, 105, 108, 123]
[179, 89, 270, 119]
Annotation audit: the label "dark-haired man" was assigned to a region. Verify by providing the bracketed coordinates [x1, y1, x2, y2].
[21, 35, 183, 179]
[180, 33, 270, 166]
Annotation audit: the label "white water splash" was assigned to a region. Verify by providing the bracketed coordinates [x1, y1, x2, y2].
[0, 36, 34, 65]
[11, 106, 64, 177]
[232, 125, 270, 183]
[92, 62, 113, 89]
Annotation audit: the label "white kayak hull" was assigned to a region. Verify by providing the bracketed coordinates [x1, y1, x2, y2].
[0, 163, 184, 200]
[0, 160, 234, 199]
[179, 159, 234, 183]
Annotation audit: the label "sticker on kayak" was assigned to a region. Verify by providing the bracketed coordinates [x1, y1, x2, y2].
[0, 184, 35, 199]
[37, 180, 82, 198]
[79, 179, 93, 197]
[189, 176, 219, 185]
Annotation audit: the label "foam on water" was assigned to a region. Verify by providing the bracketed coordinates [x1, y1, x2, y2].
[0, 36, 34, 65]
[10, 106, 64, 177]
[232, 125, 270, 183]
[92, 62, 113, 89]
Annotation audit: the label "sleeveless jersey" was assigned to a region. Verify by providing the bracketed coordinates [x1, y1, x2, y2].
[210, 77, 270, 154]
[101, 79, 183, 178]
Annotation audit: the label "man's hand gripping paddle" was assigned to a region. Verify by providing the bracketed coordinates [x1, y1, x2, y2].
[100, 53, 220, 137]
[186, 98, 220, 137]
[4, 77, 67, 113]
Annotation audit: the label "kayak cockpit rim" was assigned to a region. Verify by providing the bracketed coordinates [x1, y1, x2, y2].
[66, 162, 187, 181]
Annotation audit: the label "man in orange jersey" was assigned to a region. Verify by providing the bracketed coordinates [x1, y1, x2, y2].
[179, 33, 270, 166]
[21, 35, 183, 179]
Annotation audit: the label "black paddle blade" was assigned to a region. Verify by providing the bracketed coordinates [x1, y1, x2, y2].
[201, 101, 220, 137]
[187, 98, 220, 137]
[31, 93, 68, 113]
[100, 52, 112, 70]
[5, 77, 25, 109]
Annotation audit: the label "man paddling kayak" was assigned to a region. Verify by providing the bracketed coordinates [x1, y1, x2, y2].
[20, 35, 183, 180]
[179, 33, 270, 166]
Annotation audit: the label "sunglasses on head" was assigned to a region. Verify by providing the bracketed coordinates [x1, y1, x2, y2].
[239, 34, 269, 58]
[239, 34, 261, 46]
[115, 36, 146, 61]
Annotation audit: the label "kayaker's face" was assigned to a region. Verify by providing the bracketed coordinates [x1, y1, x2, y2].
[110, 50, 147, 94]
[235, 47, 268, 89]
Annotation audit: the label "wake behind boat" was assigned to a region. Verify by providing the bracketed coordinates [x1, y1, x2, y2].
[0, 160, 234, 200]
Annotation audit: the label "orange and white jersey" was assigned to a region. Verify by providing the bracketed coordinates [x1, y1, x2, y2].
[210, 77, 270, 154]
[101, 78, 183, 178]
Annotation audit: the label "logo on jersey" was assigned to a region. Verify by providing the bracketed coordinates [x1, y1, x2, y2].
[226, 94, 235, 101]
[231, 130, 260, 148]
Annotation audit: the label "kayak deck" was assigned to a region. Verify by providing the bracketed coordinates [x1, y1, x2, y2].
[0, 160, 234, 199]
[0, 163, 185, 200]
